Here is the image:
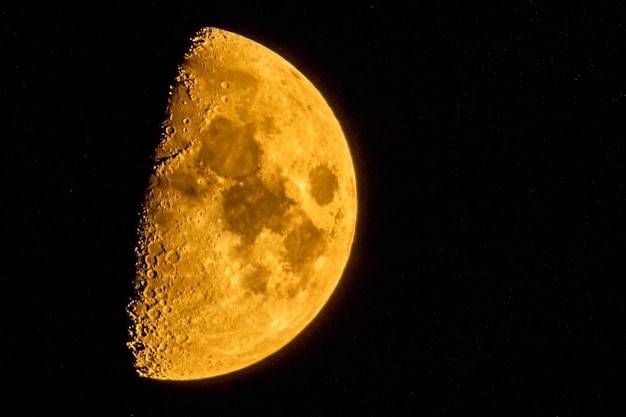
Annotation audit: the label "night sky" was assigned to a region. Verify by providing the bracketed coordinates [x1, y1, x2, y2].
[3, 1, 625, 415]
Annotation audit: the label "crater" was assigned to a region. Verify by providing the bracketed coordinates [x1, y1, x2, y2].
[222, 175, 294, 244]
[147, 241, 164, 256]
[308, 164, 338, 206]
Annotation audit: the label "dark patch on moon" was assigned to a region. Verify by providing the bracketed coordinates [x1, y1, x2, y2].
[308, 164, 338, 206]
[283, 217, 325, 274]
[168, 169, 203, 199]
[222, 175, 294, 244]
[197, 116, 261, 178]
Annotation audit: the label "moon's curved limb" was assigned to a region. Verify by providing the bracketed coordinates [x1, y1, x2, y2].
[127, 27, 357, 381]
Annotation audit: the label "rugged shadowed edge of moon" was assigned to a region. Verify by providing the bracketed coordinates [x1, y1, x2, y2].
[127, 27, 357, 381]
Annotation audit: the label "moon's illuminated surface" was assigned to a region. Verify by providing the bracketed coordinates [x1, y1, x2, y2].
[127, 27, 357, 380]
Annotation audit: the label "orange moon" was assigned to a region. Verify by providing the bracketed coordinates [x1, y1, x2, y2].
[126, 27, 357, 380]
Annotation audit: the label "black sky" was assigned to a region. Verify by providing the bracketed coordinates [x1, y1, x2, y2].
[2, 1, 626, 416]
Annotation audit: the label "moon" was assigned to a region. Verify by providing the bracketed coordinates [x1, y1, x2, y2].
[127, 27, 357, 380]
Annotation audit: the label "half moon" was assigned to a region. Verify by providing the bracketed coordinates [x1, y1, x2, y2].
[127, 27, 357, 380]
